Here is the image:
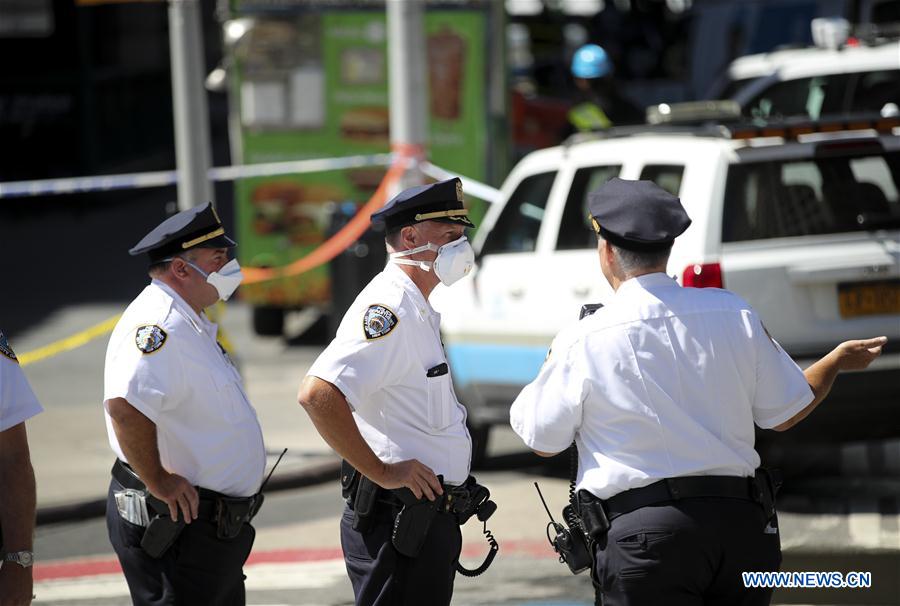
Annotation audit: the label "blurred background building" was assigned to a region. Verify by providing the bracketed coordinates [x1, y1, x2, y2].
[2, 0, 899, 338]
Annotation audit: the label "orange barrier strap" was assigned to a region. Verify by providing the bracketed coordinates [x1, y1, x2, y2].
[241, 146, 422, 284]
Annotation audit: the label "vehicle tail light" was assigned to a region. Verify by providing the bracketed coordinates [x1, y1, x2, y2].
[682, 263, 723, 288]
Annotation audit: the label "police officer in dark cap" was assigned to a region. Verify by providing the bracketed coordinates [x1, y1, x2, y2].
[102, 203, 267, 605]
[298, 178, 499, 606]
[510, 178, 886, 605]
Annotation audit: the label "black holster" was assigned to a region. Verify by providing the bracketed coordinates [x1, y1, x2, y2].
[390, 487, 441, 558]
[140, 495, 185, 559]
[576, 490, 610, 541]
[753, 467, 782, 522]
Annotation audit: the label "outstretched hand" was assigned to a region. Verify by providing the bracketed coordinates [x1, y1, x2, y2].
[833, 336, 887, 371]
[377, 459, 443, 501]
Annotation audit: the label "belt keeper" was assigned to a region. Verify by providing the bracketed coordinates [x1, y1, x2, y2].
[666, 478, 681, 500]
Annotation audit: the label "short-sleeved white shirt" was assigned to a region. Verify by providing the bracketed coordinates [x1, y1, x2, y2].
[0, 331, 43, 432]
[308, 263, 472, 485]
[510, 272, 813, 500]
[103, 280, 266, 497]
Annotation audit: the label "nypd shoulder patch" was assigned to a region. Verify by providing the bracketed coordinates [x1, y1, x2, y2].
[0, 330, 18, 362]
[135, 325, 167, 354]
[363, 304, 398, 340]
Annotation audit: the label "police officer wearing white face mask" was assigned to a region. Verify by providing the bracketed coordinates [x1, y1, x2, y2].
[103, 202, 266, 605]
[298, 178, 494, 606]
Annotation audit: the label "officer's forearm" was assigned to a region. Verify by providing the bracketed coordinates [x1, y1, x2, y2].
[106, 397, 167, 490]
[298, 376, 387, 485]
[0, 423, 36, 550]
[774, 351, 840, 431]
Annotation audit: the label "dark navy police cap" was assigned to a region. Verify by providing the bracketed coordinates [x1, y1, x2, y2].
[129, 202, 236, 262]
[587, 177, 691, 252]
[371, 177, 475, 233]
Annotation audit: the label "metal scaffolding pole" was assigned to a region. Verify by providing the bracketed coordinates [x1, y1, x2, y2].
[169, 0, 214, 210]
[387, 0, 428, 191]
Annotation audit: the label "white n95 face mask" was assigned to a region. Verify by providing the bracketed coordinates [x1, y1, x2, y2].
[185, 258, 244, 301]
[391, 235, 476, 286]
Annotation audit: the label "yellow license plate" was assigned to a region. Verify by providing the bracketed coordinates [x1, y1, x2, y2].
[838, 280, 900, 318]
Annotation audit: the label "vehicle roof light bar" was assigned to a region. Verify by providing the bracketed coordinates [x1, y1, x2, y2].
[726, 116, 900, 141]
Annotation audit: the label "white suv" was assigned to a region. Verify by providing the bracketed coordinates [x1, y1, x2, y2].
[433, 118, 900, 460]
[716, 39, 900, 119]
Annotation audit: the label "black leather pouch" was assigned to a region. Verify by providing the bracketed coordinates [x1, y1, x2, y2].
[391, 498, 440, 557]
[216, 497, 253, 539]
[352, 475, 380, 533]
[140, 515, 185, 558]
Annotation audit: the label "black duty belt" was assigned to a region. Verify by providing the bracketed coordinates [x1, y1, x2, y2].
[600, 475, 757, 522]
[112, 459, 254, 522]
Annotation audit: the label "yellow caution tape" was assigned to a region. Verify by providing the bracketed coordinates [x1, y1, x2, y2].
[18, 314, 122, 367]
[18, 302, 236, 366]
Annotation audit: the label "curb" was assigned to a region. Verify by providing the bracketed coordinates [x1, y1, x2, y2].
[36, 459, 341, 526]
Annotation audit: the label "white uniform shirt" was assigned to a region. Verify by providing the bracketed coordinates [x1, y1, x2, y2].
[0, 331, 43, 431]
[510, 272, 814, 500]
[308, 263, 472, 485]
[103, 280, 266, 497]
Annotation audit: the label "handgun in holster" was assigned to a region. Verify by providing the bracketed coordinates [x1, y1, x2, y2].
[140, 494, 186, 559]
[389, 477, 443, 558]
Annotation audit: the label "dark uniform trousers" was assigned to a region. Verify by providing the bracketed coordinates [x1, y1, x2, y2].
[340, 502, 462, 606]
[594, 498, 781, 606]
[106, 478, 256, 606]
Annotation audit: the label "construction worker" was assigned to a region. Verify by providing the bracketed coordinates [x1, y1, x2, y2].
[564, 44, 643, 138]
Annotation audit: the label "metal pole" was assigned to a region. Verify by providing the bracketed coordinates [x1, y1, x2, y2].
[169, 0, 214, 210]
[387, 0, 428, 191]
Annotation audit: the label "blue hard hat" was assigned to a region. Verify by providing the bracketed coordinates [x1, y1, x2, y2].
[571, 44, 611, 79]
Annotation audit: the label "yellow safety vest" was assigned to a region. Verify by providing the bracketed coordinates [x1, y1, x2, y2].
[568, 102, 612, 132]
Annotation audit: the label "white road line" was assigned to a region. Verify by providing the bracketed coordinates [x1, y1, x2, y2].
[848, 499, 883, 549]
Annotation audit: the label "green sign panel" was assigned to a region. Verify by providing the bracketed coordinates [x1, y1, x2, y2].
[230, 8, 491, 308]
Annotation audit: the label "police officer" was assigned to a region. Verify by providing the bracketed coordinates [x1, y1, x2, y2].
[298, 178, 487, 606]
[510, 178, 887, 606]
[0, 331, 43, 606]
[103, 203, 266, 605]
[563, 44, 643, 138]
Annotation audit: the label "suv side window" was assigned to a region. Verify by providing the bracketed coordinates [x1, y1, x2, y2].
[639, 164, 685, 196]
[556, 165, 620, 250]
[722, 151, 900, 242]
[481, 171, 556, 255]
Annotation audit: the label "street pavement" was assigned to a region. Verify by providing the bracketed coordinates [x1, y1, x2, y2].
[9, 300, 900, 605]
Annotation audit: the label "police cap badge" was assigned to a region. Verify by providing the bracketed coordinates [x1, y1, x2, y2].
[370, 177, 475, 233]
[363, 305, 398, 340]
[135, 325, 167, 354]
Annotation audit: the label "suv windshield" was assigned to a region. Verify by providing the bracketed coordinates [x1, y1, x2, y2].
[723, 146, 900, 242]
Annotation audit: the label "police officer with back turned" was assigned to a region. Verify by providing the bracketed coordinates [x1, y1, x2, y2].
[103, 203, 266, 605]
[510, 178, 887, 606]
[298, 178, 497, 606]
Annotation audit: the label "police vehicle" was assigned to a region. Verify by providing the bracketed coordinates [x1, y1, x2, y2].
[432, 115, 900, 462]
[715, 18, 900, 120]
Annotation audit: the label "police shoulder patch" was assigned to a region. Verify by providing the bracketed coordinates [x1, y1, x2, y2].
[135, 325, 167, 354]
[0, 330, 18, 362]
[363, 304, 398, 340]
